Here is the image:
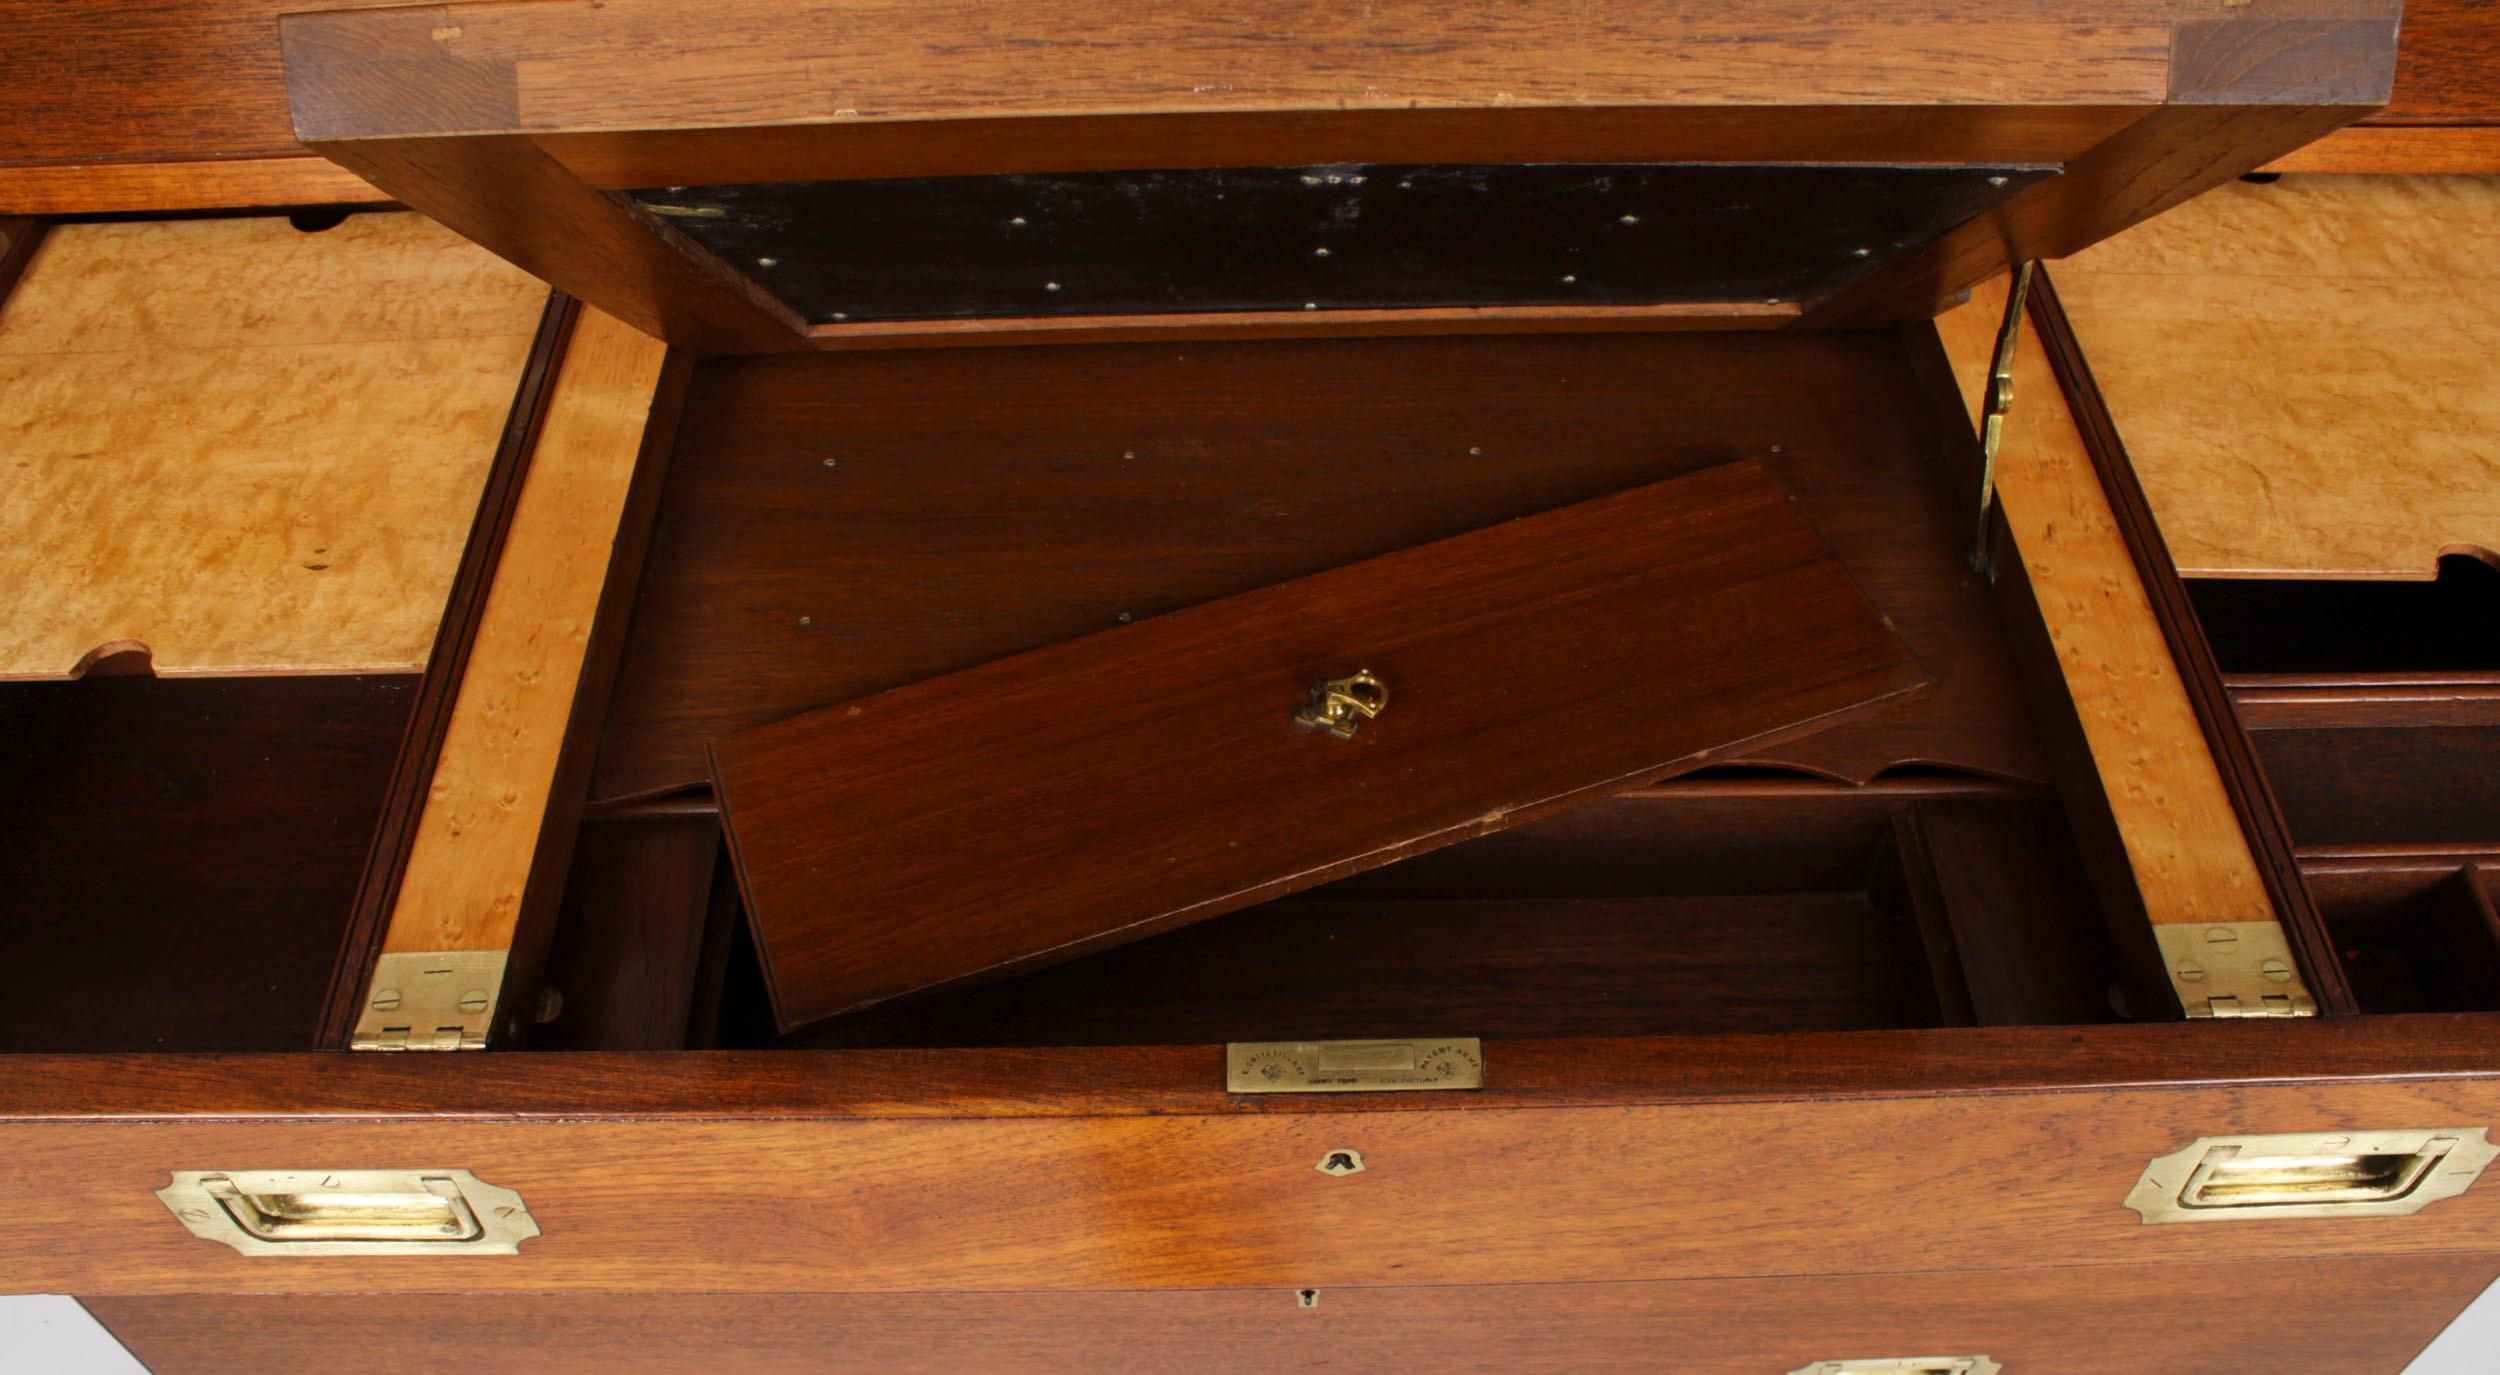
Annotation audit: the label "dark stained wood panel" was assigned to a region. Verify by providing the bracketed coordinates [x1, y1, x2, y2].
[774, 894, 1937, 1049]
[0, 674, 415, 1052]
[590, 331, 2046, 805]
[712, 461, 1927, 1028]
[631, 163, 2047, 324]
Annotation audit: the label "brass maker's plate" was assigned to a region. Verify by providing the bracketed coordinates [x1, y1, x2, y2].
[1228, 1038, 1483, 1093]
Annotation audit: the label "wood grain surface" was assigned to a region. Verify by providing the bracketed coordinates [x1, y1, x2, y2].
[12, 1045, 2500, 1294]
[2268, 126, 2500, 173]
[0, 1, 403, 213]
[713, 461, 1927, 1027]
[1937, 278, 2273, 932]
[377, 309, 669, 959]
[0, 212, 547, 679]
[280, 0, 2193, 143]
[2055, 173, 2500, 580]
[592, 331, 2047, 805]
[275, 0, 2397, 344]
[83, 1254, 2499, 1374]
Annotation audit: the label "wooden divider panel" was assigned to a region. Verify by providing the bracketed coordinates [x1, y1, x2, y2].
[2054, 174, 2500, 581]
[0, 212, 547, 678]
[355, 308, 671, 1048]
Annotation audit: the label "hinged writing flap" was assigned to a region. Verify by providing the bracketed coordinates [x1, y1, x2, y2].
[711, 460, 1926, 1030]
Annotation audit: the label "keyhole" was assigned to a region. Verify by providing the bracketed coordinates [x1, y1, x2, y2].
[1315, 1149, 1366, 1176]
[1297, 1289, 1321, 1308]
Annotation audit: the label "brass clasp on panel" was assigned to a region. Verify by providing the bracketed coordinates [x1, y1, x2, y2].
[1293, 670, 1390, 740]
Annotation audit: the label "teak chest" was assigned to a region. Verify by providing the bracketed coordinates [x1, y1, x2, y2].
[6, 2, 2500, 1371]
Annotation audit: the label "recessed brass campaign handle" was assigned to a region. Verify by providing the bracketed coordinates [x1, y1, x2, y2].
[2126, 1129, 2498, 1223]
[157, 1170, 539, 1255]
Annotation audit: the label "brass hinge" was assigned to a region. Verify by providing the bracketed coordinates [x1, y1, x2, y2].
[2155, 922, 2318, 1019]
[351, 951, 507, 1051]
[1969, 260, 2036, 575]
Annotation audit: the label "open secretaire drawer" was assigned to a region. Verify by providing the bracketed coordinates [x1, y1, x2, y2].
[8, 3, 2500, 1372]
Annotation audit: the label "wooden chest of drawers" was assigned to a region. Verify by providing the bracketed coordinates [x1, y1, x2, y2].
[6, 2, 2500, 1371]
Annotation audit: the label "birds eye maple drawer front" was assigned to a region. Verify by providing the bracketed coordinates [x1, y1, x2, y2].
[12, 5, 2500, 1373]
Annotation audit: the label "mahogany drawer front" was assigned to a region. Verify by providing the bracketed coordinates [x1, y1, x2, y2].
[9, 1023, 2500, 1297]
[85, 1253, 2499, 1375]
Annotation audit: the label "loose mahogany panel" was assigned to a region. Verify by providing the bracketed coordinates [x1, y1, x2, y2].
[87, 1254, 2499, 1375]
[712, 462, 1926, 1027]
[592, 330, 2046, 805]
[0, 675, 414, 1051]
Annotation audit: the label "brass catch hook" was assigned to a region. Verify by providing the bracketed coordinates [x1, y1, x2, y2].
[1294, 670, 1389, 740]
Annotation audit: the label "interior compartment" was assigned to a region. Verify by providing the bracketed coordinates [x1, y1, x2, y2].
[535, 325, 2135, 1051]
[0, 674, 416, 1051]
[2192, 556, 2500, 675]
[2307, 860, 2500, 1014]
[2240, 691, 2500, 852]
[665, 782, 2116, 1049]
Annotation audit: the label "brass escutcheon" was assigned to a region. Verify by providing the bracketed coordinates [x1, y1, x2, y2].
[1293, 670, 1389, 740]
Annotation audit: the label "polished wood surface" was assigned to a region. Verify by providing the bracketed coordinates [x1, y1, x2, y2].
[277, 0, 2398, 345]
[0, 212, 547, 680]
[84, 1254, 2500, 1374]
[2055, 173, 2500, 580]
[12, 1029, 2500, 1293]
[2378, 0, 2500, 124]
[0, 1, 399, 213]
[1937, 279, 2274, 934]
[376, 310, 670, 966]
[593, 331, 2048, 806]
[0, 157, 387, 216]
[2269, 126, 2500, 172]
[0, 675, 415, 1052]
[715, 462, 1925, 1027]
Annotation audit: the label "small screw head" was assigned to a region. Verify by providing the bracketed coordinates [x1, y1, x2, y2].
[1618, 213, 1642, 225]
[1313, 246, 1331, 257]
[756, 256, 779, 268]
[2205, 926, 2240, 949]
[2175, 961, 2208, 983]
[1988, 175, 2010, 187]
[370, 988, 403, 1012]
[1044, 280, 1062, 292]
[457, 989, 491, 1014]
[2260, 959, 2293, 982]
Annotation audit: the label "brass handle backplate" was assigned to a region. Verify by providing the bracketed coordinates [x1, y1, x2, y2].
[1293, 670, 1388, 740]
[157, 1169, 540, 1256]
